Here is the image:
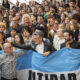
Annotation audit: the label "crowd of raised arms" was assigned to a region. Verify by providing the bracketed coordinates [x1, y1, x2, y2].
[0, 0, 80, 80]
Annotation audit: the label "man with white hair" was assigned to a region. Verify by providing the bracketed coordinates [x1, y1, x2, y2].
[0, 42, 26, 80]
[12, 31, 55, 56]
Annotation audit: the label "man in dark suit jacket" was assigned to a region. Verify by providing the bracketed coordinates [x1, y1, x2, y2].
[12, 31, 56, 56]
[60, 30, 80, 49]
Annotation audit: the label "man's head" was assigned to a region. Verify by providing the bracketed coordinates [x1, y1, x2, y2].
[37, 15, 44, 24]
[32, 6, 37, 14]
[38, 7, 44, 14]
[13, 17, 19, 25]
[32, 31, 44, 44]
[3, 43, 13, 55]
[59, 6, 65, 14]
[10, 10, 15, 17]
[50, 5, 57, 13]
[44, 5, 50, 12]
[64, 30, 74, 42]
[16, 13, 21, 20]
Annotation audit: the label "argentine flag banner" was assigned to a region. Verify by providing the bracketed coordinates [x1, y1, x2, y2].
[17, 48, 80, 80]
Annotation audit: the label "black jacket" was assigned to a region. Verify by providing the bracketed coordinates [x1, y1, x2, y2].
[2, 3, 10, 9]
[60, 41, 80, 49]
[12, 42, 56, 53]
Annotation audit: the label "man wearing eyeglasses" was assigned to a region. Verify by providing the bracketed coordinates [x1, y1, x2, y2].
[0, 42, 26, 80]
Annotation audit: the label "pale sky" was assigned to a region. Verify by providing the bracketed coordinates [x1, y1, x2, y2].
[0, 0, 43, 5]
[9, 0, 43, 5]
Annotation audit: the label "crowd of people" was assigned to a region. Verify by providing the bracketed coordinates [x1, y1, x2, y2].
[0, 0, 80, 80]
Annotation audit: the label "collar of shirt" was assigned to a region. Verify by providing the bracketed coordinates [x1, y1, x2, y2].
[3, 53, 13, 56]
[36, 42, 44, 54]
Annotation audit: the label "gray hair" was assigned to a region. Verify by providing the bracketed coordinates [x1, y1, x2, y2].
[32, 31, 44, 38]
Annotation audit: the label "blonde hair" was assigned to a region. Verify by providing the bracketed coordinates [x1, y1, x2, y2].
[22, 14, 31, 23]
[71, 19, 77, 27]
[0, 22, 6, 29]
[59, 23, 65, 29]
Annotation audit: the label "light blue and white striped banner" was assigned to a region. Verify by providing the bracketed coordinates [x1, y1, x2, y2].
[17, 48, 80, 80]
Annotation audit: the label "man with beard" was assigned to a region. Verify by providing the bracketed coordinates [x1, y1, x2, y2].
[60, 30, 80, 49]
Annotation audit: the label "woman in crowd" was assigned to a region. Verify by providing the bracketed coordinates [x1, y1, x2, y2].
[14, 33, 24, 44]
[0, 22, 6, 34]
[22, 27, 32, 45]
[65, 17, 71, 30]
[61, 13, 66, 23]
[30, 14, 37, 28]
[13, 33, 24, 50]
[0, 32, 5, 50]
[47, 16, 55, 32]
[3, 18, 9, 30]
[6, 28, 17, 43]
[2, 0, 10, 9]
[21, 14, 33, 32]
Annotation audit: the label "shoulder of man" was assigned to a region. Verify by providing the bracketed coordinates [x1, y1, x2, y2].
[60, 42, 66, 49]
[0, 53, 6, 60]
[71, 41, 80, 49]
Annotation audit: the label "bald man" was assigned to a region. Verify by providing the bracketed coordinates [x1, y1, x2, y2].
[0, 42, 26, 80]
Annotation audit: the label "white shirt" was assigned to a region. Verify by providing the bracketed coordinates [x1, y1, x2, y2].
[53, 34, 65, 50]
[36, 43, 44, 54]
